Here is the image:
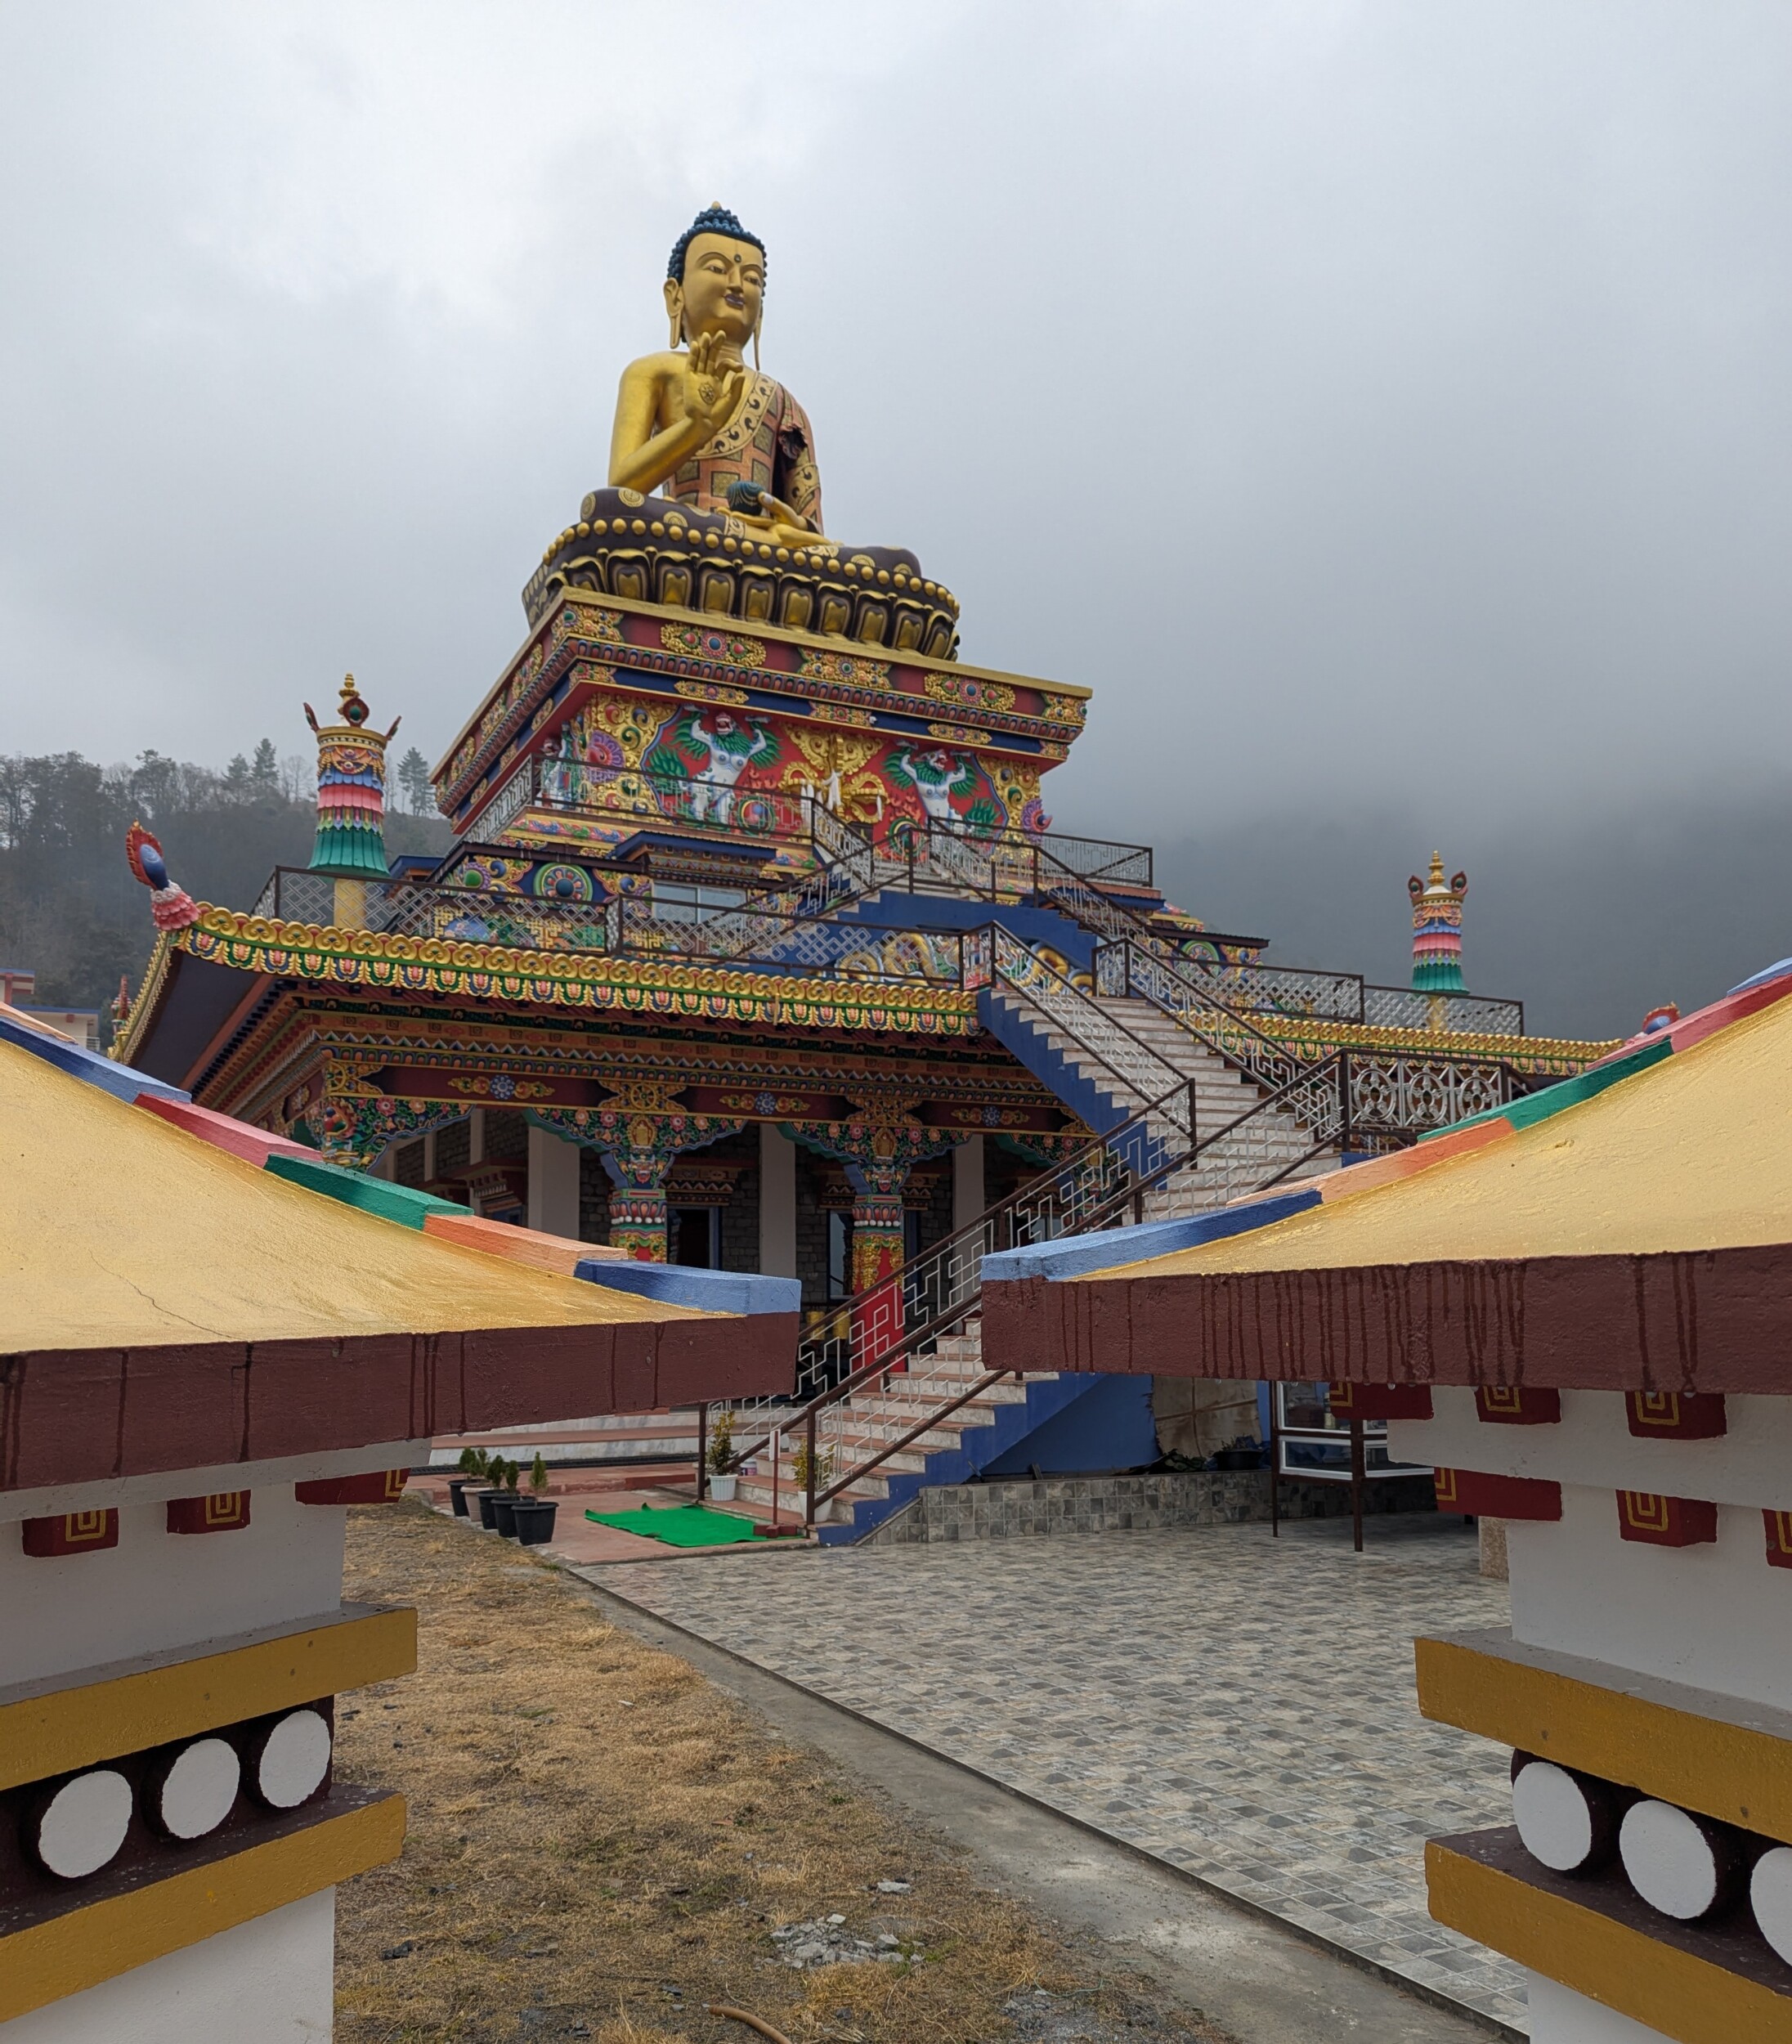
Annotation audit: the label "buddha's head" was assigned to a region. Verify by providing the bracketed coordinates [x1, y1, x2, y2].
[665, 203, 765, 351]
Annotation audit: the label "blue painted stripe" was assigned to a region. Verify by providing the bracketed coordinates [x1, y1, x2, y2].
[573, 1261, 802, 1317]
[980, 1186, 1321, 1283]
[1, 1011, 190, 1105]
[975, 987, 1172, 1178]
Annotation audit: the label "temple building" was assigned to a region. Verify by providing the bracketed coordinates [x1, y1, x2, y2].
[117, 204, 1617, 1527]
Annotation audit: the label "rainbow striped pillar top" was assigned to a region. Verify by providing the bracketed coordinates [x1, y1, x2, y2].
[1408, 851, 1467, 993]
[305, 676, 396, 881]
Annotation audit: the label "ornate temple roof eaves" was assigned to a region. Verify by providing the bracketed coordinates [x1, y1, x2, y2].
[162, 908, 981, 1038]
[1267, 1013, 1621, 1072]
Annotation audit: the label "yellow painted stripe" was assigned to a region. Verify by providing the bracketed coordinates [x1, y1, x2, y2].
[0, 1605, 416, 1791]
[1415, 1634, 1792, 1843]
[1427, 1839, 1792, 2044]
[0, 1792, 405, 2024]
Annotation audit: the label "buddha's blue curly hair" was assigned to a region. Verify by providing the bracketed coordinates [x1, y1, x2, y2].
[667, 204, 766, 286]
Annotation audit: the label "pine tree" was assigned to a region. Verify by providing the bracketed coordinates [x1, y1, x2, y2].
[250, 739, 280, 790]
[396, 746, 434, 817]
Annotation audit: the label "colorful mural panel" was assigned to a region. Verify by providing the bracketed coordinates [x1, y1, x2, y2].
[525, 683, 1050, 851]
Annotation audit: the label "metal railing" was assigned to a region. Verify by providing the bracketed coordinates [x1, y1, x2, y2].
[727, 1038, 1538, 1530]
[1175, 956, 1524, 1037]
[741, 1059, 1346, 1523]
[1361, 984, 1525, 1035]
[246, 863, 974, 984]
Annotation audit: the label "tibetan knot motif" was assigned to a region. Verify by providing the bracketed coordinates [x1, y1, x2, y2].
[523, 488, 960, 658]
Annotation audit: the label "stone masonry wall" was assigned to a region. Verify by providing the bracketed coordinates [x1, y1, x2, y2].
[860, 1470, 1439, 1545]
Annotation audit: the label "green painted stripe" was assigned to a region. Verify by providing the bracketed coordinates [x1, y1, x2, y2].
[264, 1153, 467, 1229]
[1418, 1037, 1673, 1143]
[307, 823, 391, 880]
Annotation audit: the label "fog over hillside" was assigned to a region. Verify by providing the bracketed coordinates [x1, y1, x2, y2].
[2, 6, 1790, 1033]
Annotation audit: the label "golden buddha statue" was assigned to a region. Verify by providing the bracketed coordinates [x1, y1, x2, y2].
[523, 205, 960, 657]
[608, 204, 826, 554]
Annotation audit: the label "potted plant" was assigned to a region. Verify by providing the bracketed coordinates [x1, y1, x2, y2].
[448, 1446, 488, 1517]
[511, 1453, 559, 1546]
[706, 1410, 737, 1503]
[475, 1456, 511, 1532]
[490, 1458, 524, 1538]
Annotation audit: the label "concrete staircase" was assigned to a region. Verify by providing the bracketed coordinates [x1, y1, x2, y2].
[979, 979, 1333, 1204]
[728, 1319, 1108, 1546]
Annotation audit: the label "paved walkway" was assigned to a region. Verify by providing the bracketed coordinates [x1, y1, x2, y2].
[587, 1514, 1526, 2034]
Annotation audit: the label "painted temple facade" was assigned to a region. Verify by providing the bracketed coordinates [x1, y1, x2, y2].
[116, 561, 1612, 1304]
[119, 204, 1615, 1330]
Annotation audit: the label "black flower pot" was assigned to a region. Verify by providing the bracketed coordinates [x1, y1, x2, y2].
[491, 1492, 522, 1538]
[475, 1488, 506, 1531]
[510, 1498, 558, 1546]
[447, 1479, 474, 1517]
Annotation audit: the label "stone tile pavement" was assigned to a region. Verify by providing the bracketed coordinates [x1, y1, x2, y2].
[586, 1513, 1528, 2033]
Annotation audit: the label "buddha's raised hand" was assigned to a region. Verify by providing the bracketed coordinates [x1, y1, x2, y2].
[677, 330, 744, 437]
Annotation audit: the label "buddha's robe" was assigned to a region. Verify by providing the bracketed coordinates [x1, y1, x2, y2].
[670, 373, 823, 531]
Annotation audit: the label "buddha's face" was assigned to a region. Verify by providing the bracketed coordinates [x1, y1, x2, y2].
[668, 233, 764, 347]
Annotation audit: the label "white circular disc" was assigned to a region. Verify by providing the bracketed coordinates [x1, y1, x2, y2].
[158, 1737, 240, 1839]
[36, 1769, 132, 1879]
[1752, 1845, 1792, 1963]
[256, 1710, 331, 1809]
[1620, 1800, 1719, 1920]
[1512, 1760, 1594, 1871]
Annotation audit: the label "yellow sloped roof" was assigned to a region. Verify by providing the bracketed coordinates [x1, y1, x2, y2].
[1, 1039, 707, 1350]
[1083, 990, 1792, 1283]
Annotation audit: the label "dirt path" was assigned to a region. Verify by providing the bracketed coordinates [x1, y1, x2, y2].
[334, 1503, 1229, 2044]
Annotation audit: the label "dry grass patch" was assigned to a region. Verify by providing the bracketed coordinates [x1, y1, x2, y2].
[335, 1504, 1224, 2044]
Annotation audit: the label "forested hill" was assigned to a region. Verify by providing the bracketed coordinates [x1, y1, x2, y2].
[0, 745, 450, 1016]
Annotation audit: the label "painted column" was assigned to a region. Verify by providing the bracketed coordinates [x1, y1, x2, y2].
[529, 1102, 743, 1263]
[788, 1118, 958, 1365]
[759, 1123, 797, 1278]
[1408, 851, 1468, 993]
[845, 1166, 907, 1297]
[526, 1121, 581, 1239]
[952, 1133, 985, 1236]
[304, 677, 400, 930]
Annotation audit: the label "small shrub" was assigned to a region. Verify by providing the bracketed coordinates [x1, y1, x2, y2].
[706, 1409, 735, 1477]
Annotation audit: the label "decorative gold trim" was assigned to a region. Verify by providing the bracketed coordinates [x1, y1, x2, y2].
[171, 911, 979, 1036]
[1271, 1013, 1617, 1069]
[432, 586, 1091, 787]
[112, 930, 176, 1065]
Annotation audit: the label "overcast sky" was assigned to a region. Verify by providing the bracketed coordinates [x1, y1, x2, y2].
[3, 5, 1790, 1034]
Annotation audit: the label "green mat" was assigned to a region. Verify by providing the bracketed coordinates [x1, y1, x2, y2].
[585, 1504, 760, 1548]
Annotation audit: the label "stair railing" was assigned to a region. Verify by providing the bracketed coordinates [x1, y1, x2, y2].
[728, 1069, 1202, 1459]
[984, 926, 1197, 1138]
[726, 1035, 1546, 1530]
[647, 800, 882, 964]
[1101, 938, 1310, 1099]
[788, 1056, 1356, 1526]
